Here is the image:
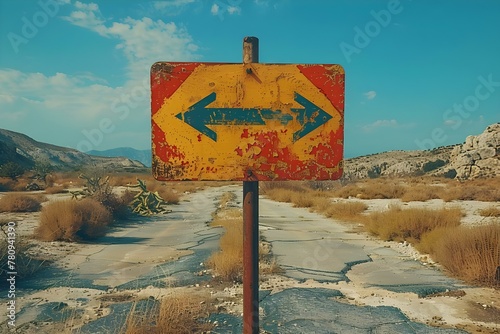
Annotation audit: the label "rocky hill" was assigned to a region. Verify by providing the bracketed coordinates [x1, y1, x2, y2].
[0, 129, 146, 171]
[343, 123, 500, 180]
[343, 146, 455, 180]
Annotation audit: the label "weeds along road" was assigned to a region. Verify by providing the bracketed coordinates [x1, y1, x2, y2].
[3, 186, 232, 333]
[4, 185, 498, 333]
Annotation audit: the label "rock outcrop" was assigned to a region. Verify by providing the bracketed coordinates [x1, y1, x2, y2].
[446, 123, 500, 179]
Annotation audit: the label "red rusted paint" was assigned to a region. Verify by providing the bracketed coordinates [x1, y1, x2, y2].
[151, 62, 201, 115]
[308, 130, 343, 167]
[241, 129, 250, 139]
[297, 64, 345, 115]
[234, 127, 343, 181]
[152, 120, 187, 162]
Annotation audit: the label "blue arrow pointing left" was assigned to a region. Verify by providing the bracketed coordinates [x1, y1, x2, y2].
[175, 92, 293, 141]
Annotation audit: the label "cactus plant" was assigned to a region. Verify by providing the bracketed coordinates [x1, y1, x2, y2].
[128, 179, 171, 216]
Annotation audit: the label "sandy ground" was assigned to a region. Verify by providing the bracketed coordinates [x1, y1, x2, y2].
[0, 188, 499, 333]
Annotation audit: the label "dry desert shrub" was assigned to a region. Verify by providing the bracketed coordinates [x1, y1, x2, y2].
[361, 179, 406, 199]
[260, 181, 308, 193]
[264, 187, 322, 208]
[44, 185, 67, 194]
[48, 172, 82, 187]
[264, 185, 367, 221]
[124, 294, 213, 334]
[0, 177, 17, 192]
[322, 201, 368, 220]
[312, 198, 367, 220]
[262, 188, 296, 203]
[290, 191, 317, 208]
[0, 193, 44, 212]
[440, 178, 500, 202]
[207, 216, 243, 282]
[365, 207, 462, 242]
[428, 224, 500, 286]
[218, 191, 236, 208]
[36, 198, 112, 241]
[109, 173, 142, 187]
[0, 226, 46, 282]
[332, 179, 405, 200]
[416, 226, 452, 256]
[206, 192, 245, 281]
[400, 184, 440, 202]
[330, 183, 363, 198]
[478, 206, 500, 217]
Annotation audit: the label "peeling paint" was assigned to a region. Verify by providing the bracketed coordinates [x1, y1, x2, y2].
[151, 62, 344, 181]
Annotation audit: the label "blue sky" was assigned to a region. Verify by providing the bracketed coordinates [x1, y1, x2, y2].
[0, 0, 499, 158]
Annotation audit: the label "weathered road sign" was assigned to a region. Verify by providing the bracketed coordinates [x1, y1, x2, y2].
[151, 62, 344, 181]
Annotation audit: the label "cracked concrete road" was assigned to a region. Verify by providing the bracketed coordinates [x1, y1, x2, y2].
[259, 197, 462, 294]
[58, 188, 224, 289]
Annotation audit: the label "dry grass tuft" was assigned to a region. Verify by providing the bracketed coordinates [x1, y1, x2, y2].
[0, 193, 44, 212]
[36, 199, 112, 241]
[262, 188, 296, 204]
[0, 225, 47, 282]
[439, 178, 500, 202]
[207, 216, 243, 282]
[44, 185, 67, 194]
[314, 199, 368, 220]
[0, 177, 17, 192]
[424, 224, 500, 286]
[218, 192, 236, 208]
[365, 207, 462, 242]
[124, 294, 213, 334]
[260, 181, 308, 193]
[332, 179, 405, 200]
[400, 184, 440, 202]
[478, 206, 500, 217]
[263, 188, 321, 208]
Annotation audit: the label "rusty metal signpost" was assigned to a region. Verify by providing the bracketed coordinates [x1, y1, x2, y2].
[151, 37, 345, 333]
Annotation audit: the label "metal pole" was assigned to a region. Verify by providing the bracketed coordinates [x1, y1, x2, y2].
[242, 36, 260, 334]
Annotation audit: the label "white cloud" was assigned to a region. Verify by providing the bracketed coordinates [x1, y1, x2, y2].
[63, 2, 199, 82]
[153, 0, 195, 9]
[362, 119, 398, 131]
[254, 0, 269, 6]
[211, 2, 241, 16]
[74, 1, 99, 11]
[0, 94, 15, 104]
[444, 119, 458, 127]
[227, 6, 241, 15]
[364, 90, 376, 100]
[211, 3, 219, 15]
[2, 1, 200, 151]
[0, 69, 118, 121]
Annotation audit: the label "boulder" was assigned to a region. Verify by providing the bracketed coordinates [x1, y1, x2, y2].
[448, 123, 500, 179]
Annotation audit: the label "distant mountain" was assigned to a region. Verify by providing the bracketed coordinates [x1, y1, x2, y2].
[0, 128, 146, 171]
[87, 147, 152, 167]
